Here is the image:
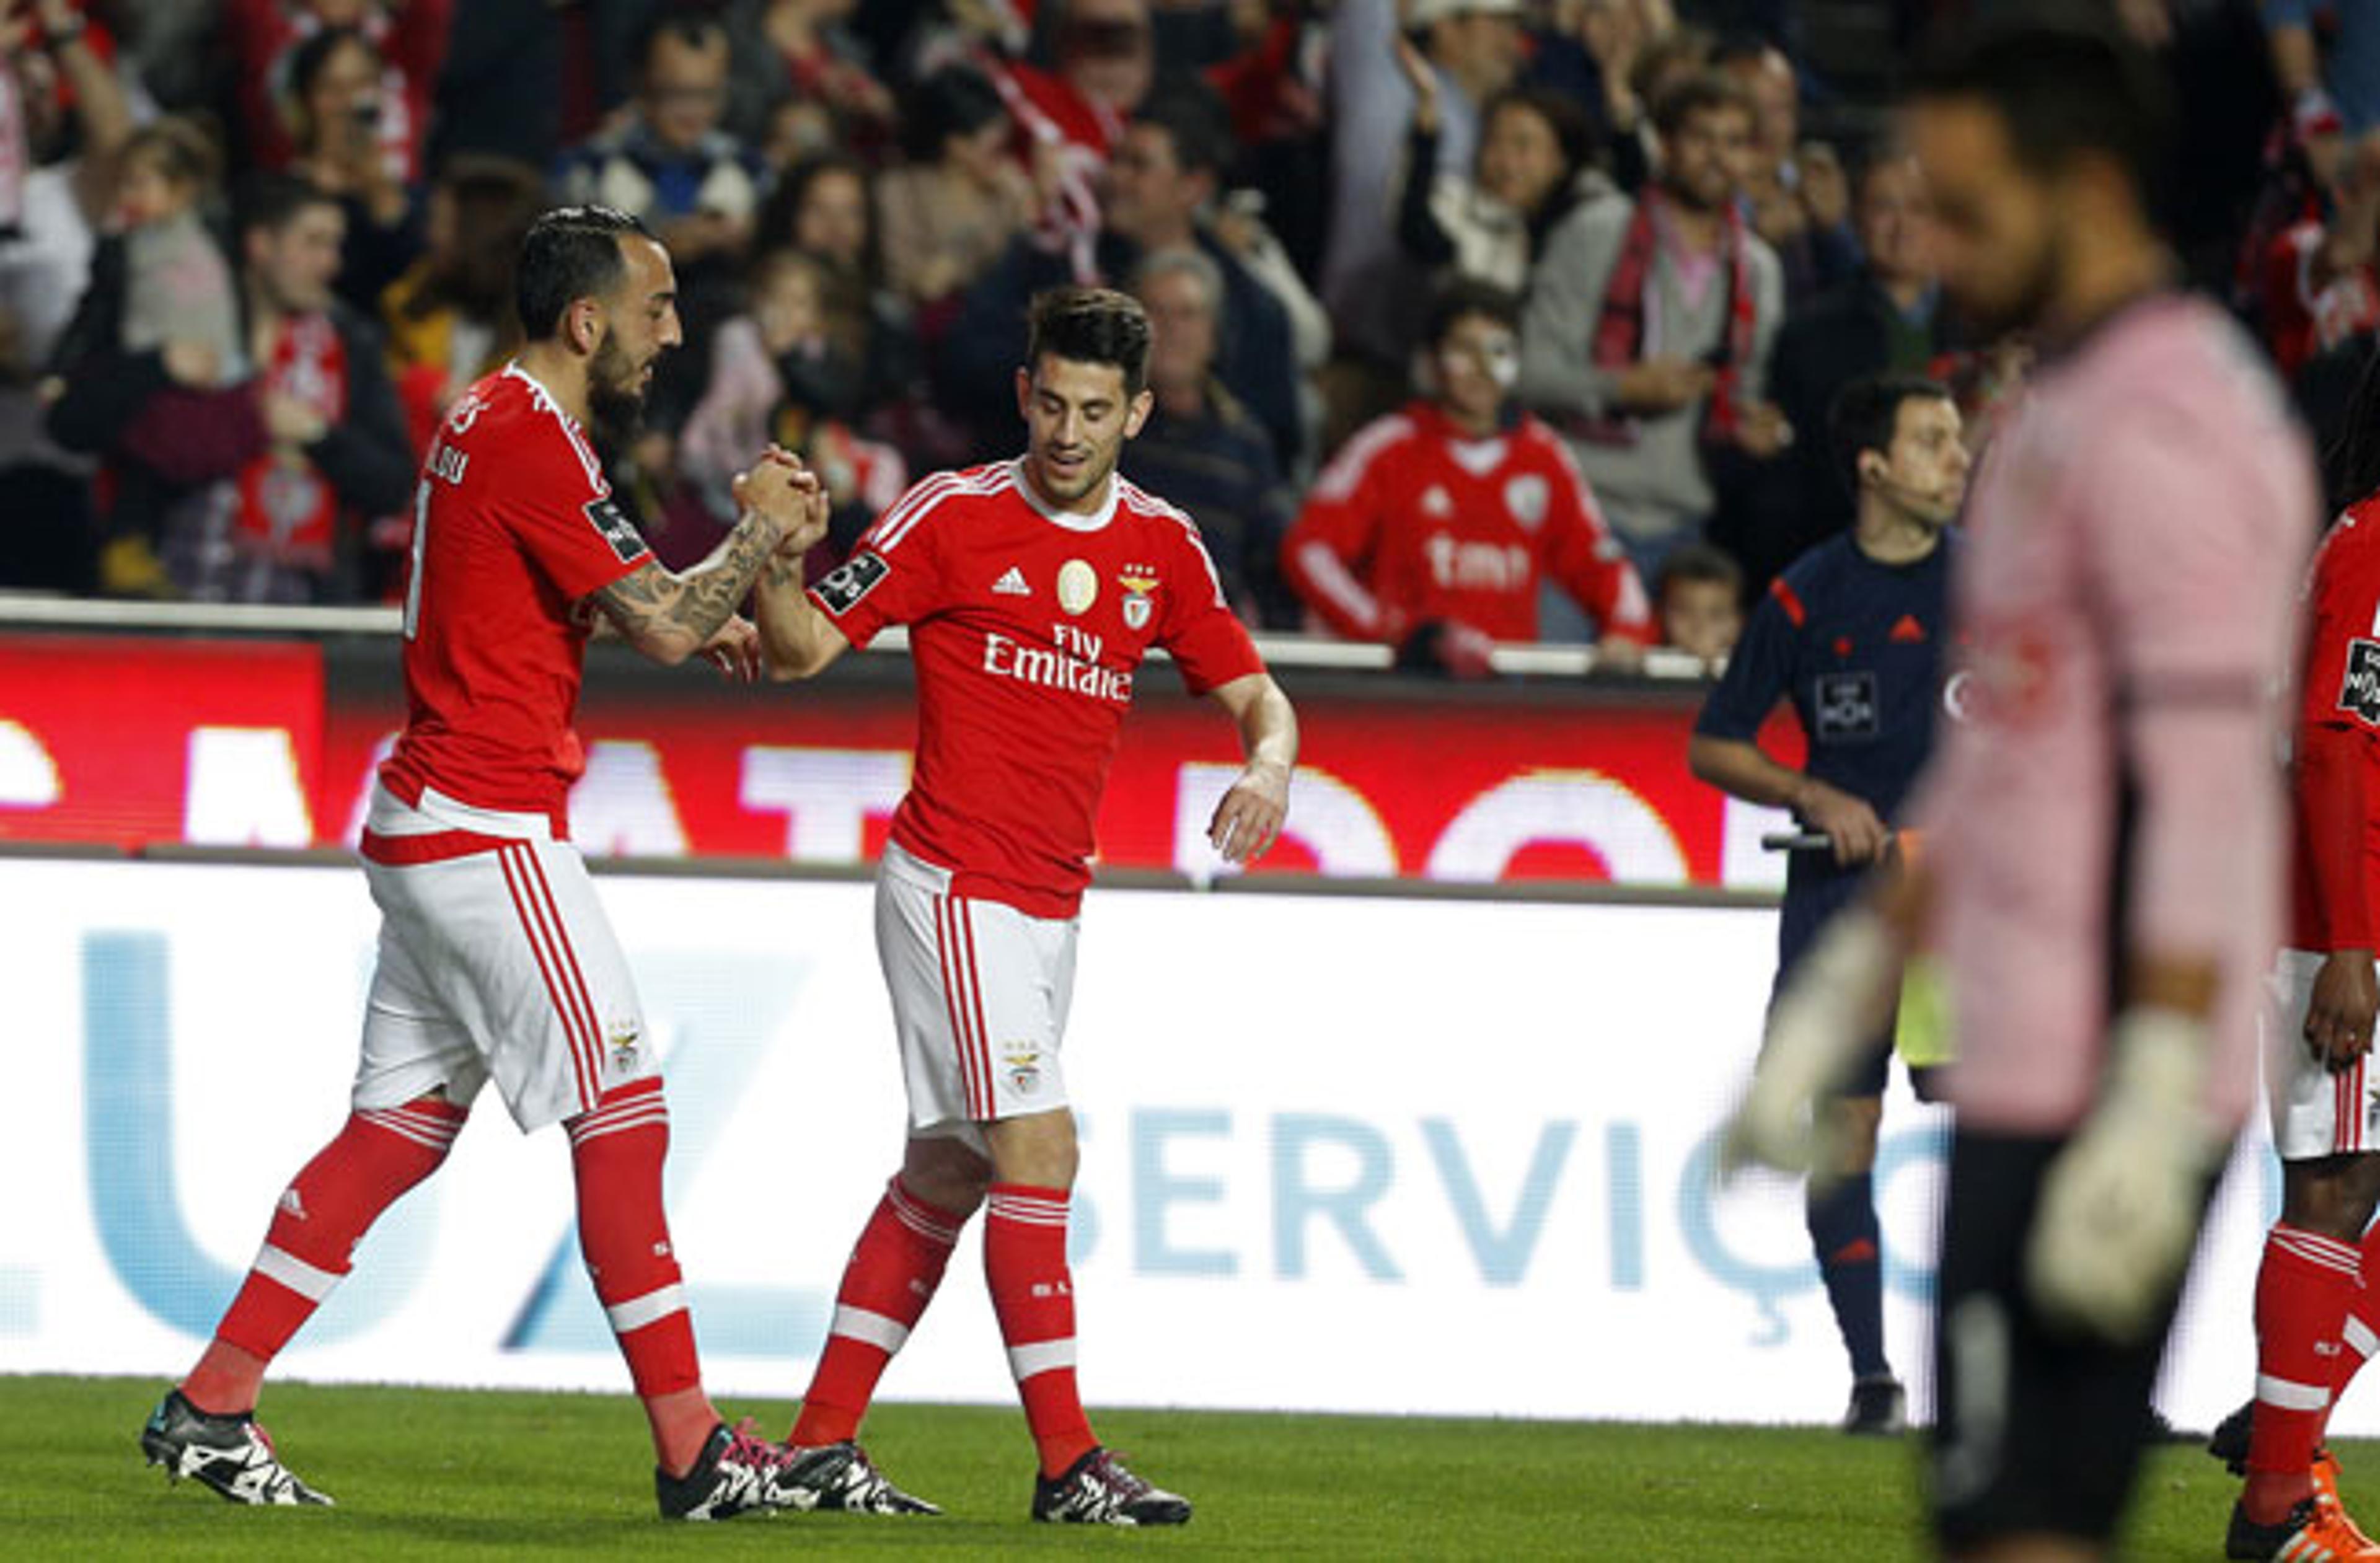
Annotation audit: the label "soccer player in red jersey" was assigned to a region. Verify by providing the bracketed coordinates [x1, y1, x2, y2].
[2200, 360, 2380, 1559]
[752, 286, 1298, 1525]
[141, 206, 840, 1520]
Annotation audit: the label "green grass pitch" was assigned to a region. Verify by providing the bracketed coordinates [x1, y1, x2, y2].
[0, 1375, 2347, 1558]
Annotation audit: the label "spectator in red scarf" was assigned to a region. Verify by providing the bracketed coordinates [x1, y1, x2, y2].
[1515, 70, 1786, 587]
[48, 172, 415, 604]
[2260, 98, 2380, 382]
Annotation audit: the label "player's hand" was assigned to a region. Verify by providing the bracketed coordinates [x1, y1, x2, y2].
[1794, 780, 1890, 868]
[2306, 949, 2380, 1073]
[1209, 758, 1290, 865]
[1720, 907, 1898, 1190]
[2025, 1008, 2228, 1343]
[698, 615, 762, 682]
[734, 454, 830, 555]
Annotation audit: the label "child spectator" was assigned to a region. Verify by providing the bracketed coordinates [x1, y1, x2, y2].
[115, 118, 242, 389]
[1655, 540, 1743, 669]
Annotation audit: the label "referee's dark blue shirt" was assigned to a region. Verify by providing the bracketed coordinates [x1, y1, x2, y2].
[1695, 531, 1957, 956]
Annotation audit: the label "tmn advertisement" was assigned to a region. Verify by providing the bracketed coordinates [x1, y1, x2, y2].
[0, 632, 1797, 891]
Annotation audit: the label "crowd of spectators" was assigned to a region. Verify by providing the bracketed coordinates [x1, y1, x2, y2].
[0, 0, 2333, 677]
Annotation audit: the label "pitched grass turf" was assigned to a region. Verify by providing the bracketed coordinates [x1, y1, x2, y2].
[0, 1374, 2343, 1558]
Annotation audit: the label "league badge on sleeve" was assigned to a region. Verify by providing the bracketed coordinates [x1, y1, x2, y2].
[815, 549, 890, 614]
[2341, 640, 2380, 726]
[583, 495, 647, 564]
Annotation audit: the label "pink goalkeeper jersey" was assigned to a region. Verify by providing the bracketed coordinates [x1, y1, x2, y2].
[1915, 296, 2315, 1134]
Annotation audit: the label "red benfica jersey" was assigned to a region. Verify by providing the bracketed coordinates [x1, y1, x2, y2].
[1281, 401, 1654, 645]
[811, 459, 1265, 917]
[381, 364, 651, 825]
[2292, 497, 2380, 949]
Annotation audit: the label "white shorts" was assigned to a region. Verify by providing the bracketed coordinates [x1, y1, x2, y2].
[2265, 948, 2380, 1160]
[876, 843, 1076, 1150]
[356, 782, 657, 1132]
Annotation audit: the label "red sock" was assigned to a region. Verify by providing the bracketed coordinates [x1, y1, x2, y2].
[791, 1176, 965, 1446]
[182, 1097, 467, 1415]
[2245, 1223, 2359, 1523]
[2325, 1222, 2380, 1440]
[568, 1079, 713, 1472]
[984, 1184, 1096, 1478]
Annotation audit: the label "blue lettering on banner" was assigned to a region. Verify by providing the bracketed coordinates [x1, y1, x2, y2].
[1131, 1109, 1235, 1277]
[84, 932, 434, 1342]
[1271, 1115, 1403, 1281]
[1606, 1124, 1644, 1292]
[502, 953, 828, 1358]
[1420, 1117, 1574, 1287]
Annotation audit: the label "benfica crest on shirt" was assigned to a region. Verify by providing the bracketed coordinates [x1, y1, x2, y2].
[1119, 568, 1158, 631]
[2342, 639, 2380, 725]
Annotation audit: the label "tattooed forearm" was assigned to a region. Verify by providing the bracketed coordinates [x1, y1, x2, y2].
[663, 510, 780, 644]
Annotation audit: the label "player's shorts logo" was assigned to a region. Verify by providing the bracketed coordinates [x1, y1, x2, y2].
[582, 495, 647, 564]
[816, 549, 889, 614]
[1002, 1046, 1042, 1095]
[2339, 639, 2380, 726]
[607, 1018, 642, 1072]
[1057, 559, 1098, 616]
[1815, 671, 1880, 740]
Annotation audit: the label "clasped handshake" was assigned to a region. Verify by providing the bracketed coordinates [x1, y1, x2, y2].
[732, 443, 835, 561]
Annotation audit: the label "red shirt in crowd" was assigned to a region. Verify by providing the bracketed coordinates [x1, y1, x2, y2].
[809, 459, 1264, 918]
[1280, 400, 1654, 646]
[380, 363, 650, 826]
[2263, 216, 2380, 381]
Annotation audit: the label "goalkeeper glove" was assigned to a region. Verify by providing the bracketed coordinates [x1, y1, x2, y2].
[2024, 1006, 2231, 1344]
[1721, 907, 1898, 1189]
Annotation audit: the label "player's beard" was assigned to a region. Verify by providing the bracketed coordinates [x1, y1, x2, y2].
[584, 328, 648, 456]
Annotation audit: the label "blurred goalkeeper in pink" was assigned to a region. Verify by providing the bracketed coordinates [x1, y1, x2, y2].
[1725, 9, 2314, 1562]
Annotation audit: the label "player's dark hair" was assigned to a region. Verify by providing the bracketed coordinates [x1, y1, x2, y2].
[1026, 286, 1152, 398]
[1424, 278, 1522, 350]
[1651, 69, 1755, 142]
[1132, 79, 1237, 183]
[2327, 342, 2380, 514]
[234, 169, 338, 240]
[1657, 540, 1743, 604]
[1904, 3, 2174, 222]
[514, 204, 655, 342]
[1828, 372, 1954, 501]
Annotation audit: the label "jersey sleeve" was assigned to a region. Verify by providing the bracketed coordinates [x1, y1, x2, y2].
[508, 436, 652, 601]
[1539, 435, 1655, 643]
[1158, 516, 1266, 696]
[1280, 416, 1398, 640]
[1694, 579, 1799, 741]
[804, 478, 951, 647]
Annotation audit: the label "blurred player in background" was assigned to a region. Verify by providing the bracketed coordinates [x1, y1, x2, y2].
[753, 285, 1298, 1525]
[1725, 9, 2316, 1561]
[2200, 356, 2380, 1559]
[1691, 370, 1967, 1435]
[140, 205, 835, 1521]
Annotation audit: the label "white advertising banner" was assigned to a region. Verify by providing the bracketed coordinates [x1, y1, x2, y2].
[0, 857, 2281, 1427]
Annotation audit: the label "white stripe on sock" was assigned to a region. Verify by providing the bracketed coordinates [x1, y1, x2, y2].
[2348, 1314, 2380, 1360]
[830, 1304, 911, 1353]
[1006, 1337, 1075, 1382]
[2257, 1372, 2333, 1412]
[253, 1243, 342, 1302]
[605, 1282, 686, 1334]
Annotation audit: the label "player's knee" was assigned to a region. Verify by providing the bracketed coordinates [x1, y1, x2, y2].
[902, 1136, 994, 1213]
[985, 1108, 1078, 1190]
[2281, 1153, 2380, 1239]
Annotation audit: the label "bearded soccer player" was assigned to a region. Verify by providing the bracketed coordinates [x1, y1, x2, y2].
[2198, 357, 2380, 1561]
[1692, 371, 1968, 1436]
[753, 285, 1297, 1525]
[1724, 11, 2316, 1562]
[140, 205, 837, 1520]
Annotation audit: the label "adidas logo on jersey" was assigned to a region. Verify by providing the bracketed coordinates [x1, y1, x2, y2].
[994, 566, 1031, 596]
